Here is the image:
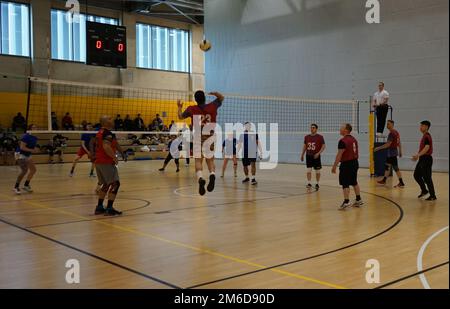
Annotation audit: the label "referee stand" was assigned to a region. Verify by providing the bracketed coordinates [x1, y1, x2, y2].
[369, 97, 394, 177]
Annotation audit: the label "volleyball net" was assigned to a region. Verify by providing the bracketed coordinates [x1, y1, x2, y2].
[25, 77, 361, 136]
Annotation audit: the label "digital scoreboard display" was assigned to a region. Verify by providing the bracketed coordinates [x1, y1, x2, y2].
[86, 21, 127, 68]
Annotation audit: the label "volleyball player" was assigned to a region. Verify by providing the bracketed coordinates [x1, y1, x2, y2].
[13, 125, 39, 194]
[94, 116, 126, 216]
[159, 134, 182, 173]
[177, 91, 224, 196]
[237, 122, 263, 185]
[70, 123, 96, 177]
[374, 120, 405, 188]
[332, 124, 363, 210]
[301, 124, 326, 190]
[412, 121, 437, 201]
[221, 133, 238, 178]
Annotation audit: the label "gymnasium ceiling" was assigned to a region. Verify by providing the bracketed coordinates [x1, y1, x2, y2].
[72, 0, 204, 24]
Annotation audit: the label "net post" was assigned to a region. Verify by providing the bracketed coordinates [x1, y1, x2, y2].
[47, 81, 52, 132]
[25, 77, 32, 130]
[368, 96, 375, 176]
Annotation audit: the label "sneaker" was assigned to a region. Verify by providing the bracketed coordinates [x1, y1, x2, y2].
[353, 200, 364, 208]
[418, 191, 429, 198]
[69, 172, 74, 177]
[242, 178, 250, 184]
[22, 185, 33, 193]
[315, 184, 320, 191]
[13, 188, 21, 195]
[220, 174, 224, 178]
[89, 174, 96, 178]
[338, 201, 352, 211]
[251, 179, 258, 186]
[105, 208, 123, 216]
[94, 207, 106, 215]
[377, 179, 386, 185]
[394, 183, 405, 188]
[207, 174, 216, 192]
[198, 178, 206, 196]
[306, 184, 313, 189]
[159, 168, 165, 172]
[425, 196, 437, 201]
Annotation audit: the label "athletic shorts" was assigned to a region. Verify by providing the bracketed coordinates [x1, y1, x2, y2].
[17, 155, 32, 169]
[95, 164, 119, 185]
[306, 155, 322, 170]
[77, 147, 88, 158]
[193, 135, 215, 158]
[242, 157, 257, 167]
[339, 159, 359, 188]
[386, 156, 398, 168]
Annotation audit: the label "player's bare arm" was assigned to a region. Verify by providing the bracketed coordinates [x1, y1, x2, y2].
[332, 149, 345, 174]
[209, 91, 224, 102]
[412, 145, 430, 161]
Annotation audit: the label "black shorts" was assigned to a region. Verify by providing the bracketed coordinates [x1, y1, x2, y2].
[306, 155, 322, 170]
[386, 156, 398, 167]
[339, 159, 359, 188]
[242, 157, 257, 167]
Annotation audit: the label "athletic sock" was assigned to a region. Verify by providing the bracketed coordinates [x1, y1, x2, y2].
[344, 199, 350, 204]
[196, 171, 203, 180]
[356, 195, 361, 201]
[70, 167, 75, 174]
[97, 199, 104, 209]
[24, 180, 30, 187]
[15, 182, 20, 189]
[106, 200, 114, 209]
[399, 178, 404, 185]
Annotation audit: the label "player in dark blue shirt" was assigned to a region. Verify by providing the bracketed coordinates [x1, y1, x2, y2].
[14, 125, 39, 194]
[237, 122, 262, 185]
[70, 124, 96, 177]
[221, 134, 238, 178]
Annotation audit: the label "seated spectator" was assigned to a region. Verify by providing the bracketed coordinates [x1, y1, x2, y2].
[124, 115, 133, 131]
[134, 114, 145, 131]
[62, 113, 75, 130]
[150, 114, 164, 131]
[168, 120, 176, 131]
[51, 112, 59, 130]
[115, 114, 124, 131]
[12, 112, 26, 132]
[81, 120, 88, 131]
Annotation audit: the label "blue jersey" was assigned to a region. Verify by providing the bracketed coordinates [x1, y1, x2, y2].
[81, 133, 96, 148]
[20, 133, 38, 157]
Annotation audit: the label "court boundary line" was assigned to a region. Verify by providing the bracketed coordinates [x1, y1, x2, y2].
[0, 192, 345, 290]
[375, 261, 449, 289]
[0, 216, 181, 289]
[417, 226, 449, 289]
[186, 188, 404, 289]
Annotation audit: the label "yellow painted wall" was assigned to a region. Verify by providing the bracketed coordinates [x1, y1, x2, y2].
[0, 92, 193, 130]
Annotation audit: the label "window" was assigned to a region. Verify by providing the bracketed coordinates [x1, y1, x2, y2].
[0, 1, 30, 57]
[136, 23, 189, 73]
[51, 9, 118, 62]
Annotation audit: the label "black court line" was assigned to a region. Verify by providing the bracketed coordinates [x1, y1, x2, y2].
[186, 190, 404, 289]
[375, 261, 449, 289]
[0, 217, 181, 289]
[24, 191, 315, 229]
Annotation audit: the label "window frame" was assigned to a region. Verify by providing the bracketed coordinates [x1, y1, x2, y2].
[50, 8, 119, 63]
[0, 0, 31, 58]
[136, 22, 191, 74]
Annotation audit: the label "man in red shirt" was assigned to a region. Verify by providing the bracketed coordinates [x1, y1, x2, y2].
[178, 90, 224, 196]
[374, 120, 405, 188]
[332, 123, 363, 211]
[412, 121, 436, 201]
[94, 115, 126, 216]
[301, 124, 326, 191]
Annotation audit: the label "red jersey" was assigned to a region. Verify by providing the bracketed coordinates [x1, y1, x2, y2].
[388, 130, 400, 149]
[183, 99, 222, 128]
[419, 132, 433, 156]
[95, 128, 118, 164]
[304, 134, 325, 155]
[338, 135, 359, 162]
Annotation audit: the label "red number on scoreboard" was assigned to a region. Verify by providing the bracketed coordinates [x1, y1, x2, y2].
[118, 43, 124, 52]
[96, 40, 102, 49]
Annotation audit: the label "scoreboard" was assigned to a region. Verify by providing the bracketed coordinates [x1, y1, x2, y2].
[86, 21, 127, 68]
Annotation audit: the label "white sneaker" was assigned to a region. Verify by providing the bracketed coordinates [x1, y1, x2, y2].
[353, 200, 364, 208]
[13, 188, 21, 195]
[338, 201, 352, 211]
[22, 185, 33, 193]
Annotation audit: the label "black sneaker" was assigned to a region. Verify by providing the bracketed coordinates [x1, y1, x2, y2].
[251, 179, 258, 186]
[105, 208, 123, 216]
[315, 184, 320, 191]
[242, 178, 250, 183]
[159, 168, 165, 172]
[425, 196, 437, 201]
[306, 184, 313, 189]
[94, 207, 106, 215]
[199, 178, 206, 196]
[207, 174, 216, 192]
[418, 191, 429, 198]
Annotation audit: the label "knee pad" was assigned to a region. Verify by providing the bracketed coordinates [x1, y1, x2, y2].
[110, 181, 121, 194]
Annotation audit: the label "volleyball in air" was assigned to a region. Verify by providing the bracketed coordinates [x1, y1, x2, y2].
[199, 39, 212, 52]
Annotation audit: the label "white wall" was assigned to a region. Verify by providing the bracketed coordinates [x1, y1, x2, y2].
[204, 0, 449, 171]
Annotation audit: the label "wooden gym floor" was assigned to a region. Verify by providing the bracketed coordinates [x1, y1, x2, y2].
[0, 161, 448, 289]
